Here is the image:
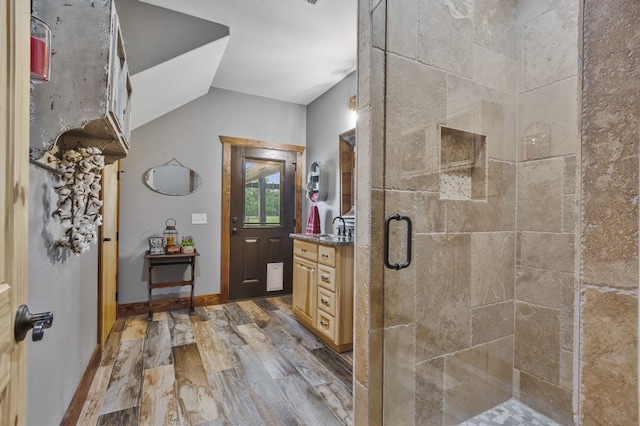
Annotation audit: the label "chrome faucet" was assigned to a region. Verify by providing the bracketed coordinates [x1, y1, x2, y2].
[332, 216, 346, 237]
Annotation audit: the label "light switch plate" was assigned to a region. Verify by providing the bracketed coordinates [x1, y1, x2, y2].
[192, 213, 207, 224]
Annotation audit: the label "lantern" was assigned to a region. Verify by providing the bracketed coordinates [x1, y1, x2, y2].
[163, 218, 179, 251]
[30, 15, 51, 83]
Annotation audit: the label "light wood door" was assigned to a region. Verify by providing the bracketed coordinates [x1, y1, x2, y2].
[0, 0, 30, 424]
[99, 161, 119, 344]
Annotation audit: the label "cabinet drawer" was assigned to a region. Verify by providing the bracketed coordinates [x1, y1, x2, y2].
[317, 265, 336, 292]
[317, 311, 336, 341]
[318, 286, 336, 316]
[294, 240, 317, 262]
[318, 245, 335, 267]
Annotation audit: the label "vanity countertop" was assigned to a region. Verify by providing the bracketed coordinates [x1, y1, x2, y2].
[290, 233, 354, 246]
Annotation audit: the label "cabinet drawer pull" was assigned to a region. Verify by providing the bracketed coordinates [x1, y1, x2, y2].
[321, 297, 329, 304]
[321, 274, 330, 281]
[297, 264, 315, 273]
[320, 320, 329, 327]
[321, 254, 328, 258]
[301, 248, 307, 253]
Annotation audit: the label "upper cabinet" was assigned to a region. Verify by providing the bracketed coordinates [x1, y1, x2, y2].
[30, 0, 132, 164]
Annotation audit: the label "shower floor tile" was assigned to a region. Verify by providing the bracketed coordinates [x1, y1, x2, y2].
[459, 398, 561, 426]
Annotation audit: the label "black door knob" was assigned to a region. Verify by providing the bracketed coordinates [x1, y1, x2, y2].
[14, 305, 54, 342]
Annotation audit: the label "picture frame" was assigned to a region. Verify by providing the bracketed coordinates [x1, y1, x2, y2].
[148, 236, 164, 255]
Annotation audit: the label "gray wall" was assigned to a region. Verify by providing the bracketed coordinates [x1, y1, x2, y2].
[305, 71, 357, 234]
[27, 166, 98, 426]
[119, 88, 306, 303]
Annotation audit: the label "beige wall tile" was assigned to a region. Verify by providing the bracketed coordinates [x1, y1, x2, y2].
[415, 192, 446, 234]
[417, 0, 473, 78]
[563, 155, 576, 194]
[415, 358, 444, 425]
[517, 158, 564, 232]
[580, 288, 638, 424]
[353, 381, 369, 426]
[444, 344, 509, 424]
[371, 48, 385, 190]
[383, 325, 416, 424]
[487, 336, 514, 401]
[472, 301, 514, 345]
[387, 0, 418, 59]
[519, 371, 573, 425]
[560, 271, 575, 351]
[474, 0, 517, 59]
[559, 349, 572, 391]
[516, 266, 572, 309]
[471, 232, 515, 307]
[521, 1, 579, 91]
[372, 0, 386, 50]
[515, 302, 560, 384]
[473, 45, 518, 94]
[516, 0, 572, 26]
[416, 233, 471, 360]
[517, 232, 574, 273]
[386, 54, 445, 191]
[517, 78, 579, 161]
[581, 0, 639, 290]
[369, 189, 385, 329]
[562, 194, 576, 234]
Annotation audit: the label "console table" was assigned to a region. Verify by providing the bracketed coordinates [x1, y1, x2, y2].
[144, 250, 199, 319]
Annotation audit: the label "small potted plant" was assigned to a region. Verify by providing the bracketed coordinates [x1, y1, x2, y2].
[181, 235, 195, 253]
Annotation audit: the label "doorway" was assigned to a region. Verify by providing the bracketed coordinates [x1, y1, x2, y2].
[220, 136, 304, 302]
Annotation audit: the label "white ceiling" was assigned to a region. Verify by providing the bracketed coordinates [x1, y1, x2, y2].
[116, 0, 357, 129]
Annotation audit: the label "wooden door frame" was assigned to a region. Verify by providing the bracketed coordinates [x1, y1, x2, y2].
[1, 0, 30, 423]
[219, 136, 305, 303]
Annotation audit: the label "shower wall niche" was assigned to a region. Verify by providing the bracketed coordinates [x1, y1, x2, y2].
[439, 126, 486, 201]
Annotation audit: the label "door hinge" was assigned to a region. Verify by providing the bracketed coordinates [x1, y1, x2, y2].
[116, 232, 119, 241]
[292, 162, 297, 171]
[115, 292, 118, 301]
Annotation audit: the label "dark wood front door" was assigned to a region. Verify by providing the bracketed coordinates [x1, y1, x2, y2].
[229, 145, 297, 300]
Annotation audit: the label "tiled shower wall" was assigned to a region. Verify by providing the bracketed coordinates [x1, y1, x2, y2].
[355, 0, 581, 424]
[580, 0, 639, 424]
[513, 1, 578, 424]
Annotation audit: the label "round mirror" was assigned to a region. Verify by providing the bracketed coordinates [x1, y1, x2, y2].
[143, 164, 202, 196]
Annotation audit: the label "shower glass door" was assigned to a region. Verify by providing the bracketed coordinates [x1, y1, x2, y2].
[374, 0, 580, 424]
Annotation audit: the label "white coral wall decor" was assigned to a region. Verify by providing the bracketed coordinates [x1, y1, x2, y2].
[53, 147, 105, 254]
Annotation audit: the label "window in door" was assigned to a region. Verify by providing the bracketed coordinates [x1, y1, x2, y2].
[243, 159, 283, 227]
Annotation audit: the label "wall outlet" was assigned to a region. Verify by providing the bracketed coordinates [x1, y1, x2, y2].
[192, 213, 207, 224]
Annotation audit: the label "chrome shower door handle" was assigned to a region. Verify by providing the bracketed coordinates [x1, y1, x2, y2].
[384, 214, 412, 270]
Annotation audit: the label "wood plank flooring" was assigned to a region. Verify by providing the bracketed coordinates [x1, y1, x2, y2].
[77, 296, 353, 425]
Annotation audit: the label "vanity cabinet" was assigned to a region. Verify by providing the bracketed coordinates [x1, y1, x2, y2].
[30, 0, 132, 164]
[292, 238, 354, 353]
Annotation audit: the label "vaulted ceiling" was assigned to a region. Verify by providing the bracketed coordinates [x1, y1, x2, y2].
[115, 0, 358, 129]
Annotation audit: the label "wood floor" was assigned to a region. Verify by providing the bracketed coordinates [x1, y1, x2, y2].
[76, 296, 353, 425]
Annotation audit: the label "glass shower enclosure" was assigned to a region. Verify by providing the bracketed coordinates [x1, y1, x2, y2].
[360, 0, 581, 424]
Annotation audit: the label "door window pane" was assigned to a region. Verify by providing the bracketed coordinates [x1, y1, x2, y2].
[244, 159, 282, 226]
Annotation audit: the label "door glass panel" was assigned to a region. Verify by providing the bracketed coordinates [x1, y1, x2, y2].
[244, 159, 282, 226]
[376, 0, 580, 424]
